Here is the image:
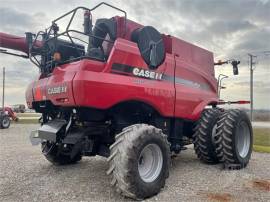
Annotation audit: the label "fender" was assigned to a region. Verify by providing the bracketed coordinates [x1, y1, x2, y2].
[190, 99, 219, 120]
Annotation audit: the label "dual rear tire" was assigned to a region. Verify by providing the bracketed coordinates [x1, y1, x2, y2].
[216, 109, 253, 168]
[193, 108, 221, 164]
[193, 108, 253, 168]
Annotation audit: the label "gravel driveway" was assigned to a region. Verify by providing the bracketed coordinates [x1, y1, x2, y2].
[0, 124, 269, 202]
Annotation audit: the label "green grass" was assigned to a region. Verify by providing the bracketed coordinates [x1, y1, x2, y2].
[12, 112, 40, 124]
[13, 119, 39, 124]
[253, 128, 270, 153]
[16, 113, 41, 118]
[253, 128, 270, 147]
[253, 145, 270, 153]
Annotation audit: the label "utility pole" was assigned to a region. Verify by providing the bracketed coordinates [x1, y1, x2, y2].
[2, 67, 5, 109]
[248, 54, 256, 121]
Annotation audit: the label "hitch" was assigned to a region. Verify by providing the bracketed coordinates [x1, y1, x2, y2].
[37, 119, 67, 142]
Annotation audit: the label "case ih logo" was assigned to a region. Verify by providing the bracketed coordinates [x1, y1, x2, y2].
[132, 67, 163, 80]
[111, 63, 210, 90]
[111, 63, 163, 81]
[47, 85, 67, 95]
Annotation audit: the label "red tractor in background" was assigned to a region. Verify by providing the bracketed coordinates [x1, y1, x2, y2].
[0, 2, 253, 200]
[0, 108, 10, 129]
[0, 107, 18, 129]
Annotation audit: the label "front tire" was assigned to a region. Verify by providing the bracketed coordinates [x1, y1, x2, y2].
[107, 124, 170, 200]
[216, 109, 253, 168]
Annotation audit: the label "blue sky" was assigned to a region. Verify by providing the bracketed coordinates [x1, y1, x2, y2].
[0, 0, 269, 109]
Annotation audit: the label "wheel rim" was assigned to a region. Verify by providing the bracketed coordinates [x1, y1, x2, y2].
[138, 144, 163, 183]
[2, 117, 10, 128]
[236, 121, 251, 158]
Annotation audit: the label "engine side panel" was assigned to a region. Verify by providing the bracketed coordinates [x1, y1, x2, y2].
[174, 57, 218, 120]
[170, 36, 218, 120]
[73, 39, 175, 117]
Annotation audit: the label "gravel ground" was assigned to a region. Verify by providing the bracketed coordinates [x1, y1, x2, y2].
[0, 124, 269, 202]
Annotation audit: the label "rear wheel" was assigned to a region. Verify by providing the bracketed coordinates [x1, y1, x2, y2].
[193, 108, 222, 164]
[0, 115, 11, 129]
[216, 109, 253, 168]
[41, 141, 82, 165]
[107, 124, 170, 200]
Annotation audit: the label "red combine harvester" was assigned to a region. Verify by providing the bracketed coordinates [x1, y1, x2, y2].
[0, 2, 252, 199]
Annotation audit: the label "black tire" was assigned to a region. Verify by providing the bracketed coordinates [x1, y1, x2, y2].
[216, 109, 253, 168]
[0, 115, 11, 129]
[41, 141, 82, 165]
[193, 108, 222, 164]
[107, 124, 170, 200]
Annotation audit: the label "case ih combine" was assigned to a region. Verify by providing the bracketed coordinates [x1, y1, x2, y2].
[0, 2, 253, 199]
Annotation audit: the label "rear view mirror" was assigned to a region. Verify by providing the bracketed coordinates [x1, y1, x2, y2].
[231, 60, 240, 75]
